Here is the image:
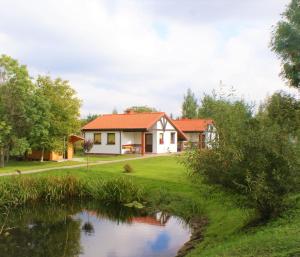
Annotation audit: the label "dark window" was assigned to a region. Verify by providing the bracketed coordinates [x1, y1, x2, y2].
[107, 133, 116, 145]
[159, 133, 164, 144]
[94, 133, 101, 144]
[170, 132, 176, 144]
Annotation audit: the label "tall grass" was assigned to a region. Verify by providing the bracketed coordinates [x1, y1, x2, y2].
[0, 175, 145, 208]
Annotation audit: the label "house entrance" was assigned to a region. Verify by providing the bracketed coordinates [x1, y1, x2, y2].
[145, 133, 153, 153]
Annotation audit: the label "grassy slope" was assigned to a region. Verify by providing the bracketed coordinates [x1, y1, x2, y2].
[24, 156, 300, 256]
[74, 153, 141, 161]
[0, 154, 142, 174]
[0, 160, 84, 174]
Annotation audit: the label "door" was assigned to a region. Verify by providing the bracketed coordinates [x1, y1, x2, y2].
[145, 133, 153, 153]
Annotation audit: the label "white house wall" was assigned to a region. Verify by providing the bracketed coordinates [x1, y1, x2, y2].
[150, 118, 178, 154]
[151, 130, 177, 153]
[84, 131, 122, 154]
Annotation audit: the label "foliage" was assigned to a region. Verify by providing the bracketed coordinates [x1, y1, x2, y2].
[0, 175, 145, 208]
[182, 88, 198, 118]
[0, 121, 11, 167]
[271, 0, 300, 89]
[123, 163, 134, 173]
[82, 140, 94, 170]
[81, 113, 100, 126]
[87, 177, 145, 204]
[0, 56, 81, 166]
[35, 76, 81, 152]
[9, 137, 30, 158]
[124, 106, 157, 113]
[0, 55, 34, 165]
[182, 92, 299, 219]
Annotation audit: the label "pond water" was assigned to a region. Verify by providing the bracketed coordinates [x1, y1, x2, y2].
[0, 201, 191, 257]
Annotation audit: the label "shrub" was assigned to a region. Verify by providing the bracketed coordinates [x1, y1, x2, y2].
[183, 93, 299, 220]
[123, 163, 134, 173]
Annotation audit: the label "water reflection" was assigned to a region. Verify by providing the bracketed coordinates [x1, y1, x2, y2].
[0, 201, 191, 257]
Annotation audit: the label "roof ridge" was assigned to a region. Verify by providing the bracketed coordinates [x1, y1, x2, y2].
[102, 112, 165, 116]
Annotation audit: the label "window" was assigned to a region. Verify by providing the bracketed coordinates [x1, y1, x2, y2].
[94, 133, 101, 144]
[159, 133, 164, 144]
[107, 133, 116, 145]
[170, 132, 176, 144]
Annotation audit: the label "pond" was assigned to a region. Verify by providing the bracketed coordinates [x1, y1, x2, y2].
[0, 201, 191, 257]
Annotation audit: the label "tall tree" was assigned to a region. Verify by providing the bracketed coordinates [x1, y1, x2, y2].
[0, 121, 11, 167]
[271, 0, 300, 89]
[182, 88, 198, 119]
[0, 55, 34, 162]
[34, 76, 81, 157]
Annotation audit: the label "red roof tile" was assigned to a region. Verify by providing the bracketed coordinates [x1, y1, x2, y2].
[82, 112, 165, 130]
[82, 112, 187, 140]
[173, 118, 213, 132]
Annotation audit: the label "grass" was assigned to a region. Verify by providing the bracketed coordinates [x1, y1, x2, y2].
[74, 152, 141, 161]
[0, 160, 84, 174]
[0, 153, 142, 174]
[1, 156, 299, 256]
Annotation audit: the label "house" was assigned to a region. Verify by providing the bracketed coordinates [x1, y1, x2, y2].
[81, 112, 187, 155]
[172, 118, 215, 150]
[27, 135, 84, 161]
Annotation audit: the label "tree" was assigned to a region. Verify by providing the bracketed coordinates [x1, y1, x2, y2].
[258, 91, 300, 135]
[182, 92, 298, 220]
[124, 106, 157, 113]
[81, 113, 100, 127]
[82, 140, 94, 170]
[34, 76, 81, 158]
[0, 121, 11, 167]
[28, 89, 52, 162]
[271, 0, 300, 89]
[182, 88, 198, 119]
[0, 55, 34, 162]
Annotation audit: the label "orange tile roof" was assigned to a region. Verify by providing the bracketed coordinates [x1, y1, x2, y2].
[173, 118, 213, 132]
[82, 112, 165, 130]
[82, 112, 187, 140]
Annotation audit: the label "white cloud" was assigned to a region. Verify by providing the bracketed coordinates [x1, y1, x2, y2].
[0, 0, 295, 117]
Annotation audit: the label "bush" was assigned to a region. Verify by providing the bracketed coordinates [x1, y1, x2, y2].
[123, 163, 134, 173]
[183, 93, 299, 220]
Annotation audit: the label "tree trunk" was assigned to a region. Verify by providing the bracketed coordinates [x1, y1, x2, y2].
[5, 148, 9, 162]
[40, 147, 44, 162]
[0, 147, 4, 168]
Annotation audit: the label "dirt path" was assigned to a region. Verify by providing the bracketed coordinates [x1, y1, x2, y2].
[0, 153, 173, 177]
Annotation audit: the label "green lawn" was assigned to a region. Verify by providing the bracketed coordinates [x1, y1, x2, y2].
[0, 160, 84, 174]
[27, 156, 300, 257]
[0, 154, 143, 174]
[74, 153, 142, 162]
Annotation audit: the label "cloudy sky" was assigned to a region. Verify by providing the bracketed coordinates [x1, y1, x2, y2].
[0, 0, 296, 116]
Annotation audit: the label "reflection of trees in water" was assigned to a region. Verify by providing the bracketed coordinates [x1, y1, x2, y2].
[0, 200, 174, 257]
[157, 212, 171, 225]
[82, 211, 94, 236]
[0, 203, 82, 257]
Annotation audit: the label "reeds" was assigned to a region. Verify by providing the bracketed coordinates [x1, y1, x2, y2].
[0, 175, 145, 208]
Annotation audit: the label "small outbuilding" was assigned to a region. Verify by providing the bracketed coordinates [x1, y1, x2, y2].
[27, 135, 84, 161]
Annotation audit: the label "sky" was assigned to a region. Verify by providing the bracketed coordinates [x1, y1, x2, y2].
[0, 0, 297, 117]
